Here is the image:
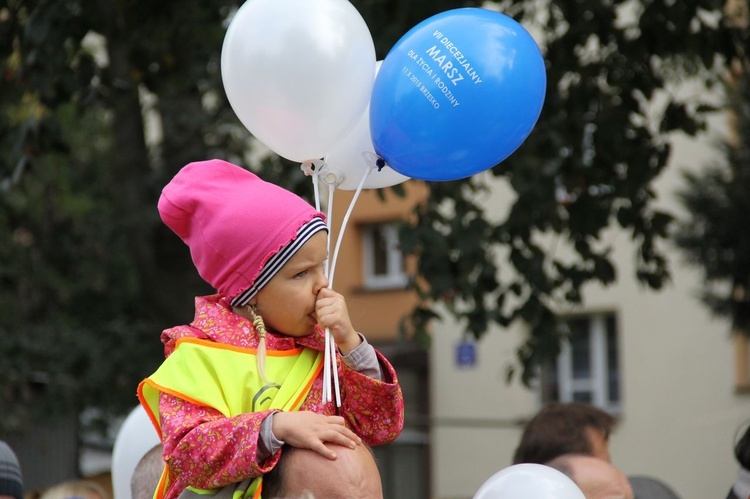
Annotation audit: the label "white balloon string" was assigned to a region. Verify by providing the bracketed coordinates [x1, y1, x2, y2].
[328, 163, 373, 289]
[303, 162, 355, 406]
[325, 182, 334, 275]
[330, 329, 341, 407]
[312, 170, 321, 213]
[324, 164, 372, 407]
[324, 183, 340, 404]
[304, 164, 334, 402]
[323, 326, 331, 402]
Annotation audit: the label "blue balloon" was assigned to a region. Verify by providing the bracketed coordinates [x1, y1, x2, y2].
[370, 8, 546, 181]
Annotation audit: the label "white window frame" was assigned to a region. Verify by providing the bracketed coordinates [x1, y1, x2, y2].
[556, 313, 620, 414]
[362, 222, 408, 290]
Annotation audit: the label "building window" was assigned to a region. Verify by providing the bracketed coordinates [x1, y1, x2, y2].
[542, 313, 621, 414]
[372, 345, 430, 499]
[362, 222, 408, 290]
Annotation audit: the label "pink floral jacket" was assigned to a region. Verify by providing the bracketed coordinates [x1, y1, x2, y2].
[155, 294, 404, 499]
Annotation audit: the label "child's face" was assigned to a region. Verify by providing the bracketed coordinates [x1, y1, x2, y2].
[252, 231, 329, 338]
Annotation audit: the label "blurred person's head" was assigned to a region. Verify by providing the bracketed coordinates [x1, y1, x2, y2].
[0, 441, 22, 499]
[627, 476, 681, 499]
[547, 454, 633, 499]
[513, 402, 616, 464]
[730, 423, 750, 499]
[38, 480, 107, 499]
[262, 443, 382, 499]
[735, 424, 750, 470]
[111, 405, 160, 499]
[131, 444, 164, 499]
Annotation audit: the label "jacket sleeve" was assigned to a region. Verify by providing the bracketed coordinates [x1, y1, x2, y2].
[159, 392, 281, 491]
[338, 349, 405, 446]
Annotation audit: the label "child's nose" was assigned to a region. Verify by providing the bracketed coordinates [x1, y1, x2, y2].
[314, 269, 329, 292]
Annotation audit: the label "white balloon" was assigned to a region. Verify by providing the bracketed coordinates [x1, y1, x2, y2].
[473, 464, 585, 499]
[221, 0, 376, 163]
[111, 405, 161, 499]
[324, 61, 410, 190]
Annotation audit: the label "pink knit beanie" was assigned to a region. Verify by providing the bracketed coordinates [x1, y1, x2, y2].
[158, 159, 327, 306]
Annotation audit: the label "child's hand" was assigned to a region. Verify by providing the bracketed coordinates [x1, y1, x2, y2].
[272, 411, 362, 459]
[315, 288, 361, 355]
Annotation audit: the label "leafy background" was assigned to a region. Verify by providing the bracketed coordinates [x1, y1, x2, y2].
[0, 0, 746, 431]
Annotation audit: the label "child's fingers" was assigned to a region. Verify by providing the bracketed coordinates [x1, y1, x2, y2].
[299, 421, 361, 459]
[309, 440, 339, 460]
[315, 426, 360, 453]
[316, 287, 340, 300]
[315, 299, 341, 319]
[323, 415, 348, 426]
[315, 290, 346, 313]
[273, 412, 363, 456]
[323, 417, 362, 444]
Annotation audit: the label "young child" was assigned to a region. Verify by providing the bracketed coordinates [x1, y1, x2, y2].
[138, 159, 404, 499]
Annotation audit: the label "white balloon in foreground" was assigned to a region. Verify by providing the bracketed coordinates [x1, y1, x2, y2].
[221, 0, 376, 163]
[473, 464, 585, 499]
[112, 405, 161, 499]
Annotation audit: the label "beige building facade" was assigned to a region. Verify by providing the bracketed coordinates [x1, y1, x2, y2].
[324, 102, 750, 499]
[429, 114, 750, 498]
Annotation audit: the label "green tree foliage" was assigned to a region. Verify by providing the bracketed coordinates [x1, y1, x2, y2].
[399, 0, 746, 383]
[0, 0, 244, 430]
[675, 67, 750, 335]
[0, 0, 745, 430]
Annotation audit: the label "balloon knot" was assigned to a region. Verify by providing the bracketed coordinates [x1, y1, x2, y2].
[375, 158, 386, 171]
[300, 159, 325, 177]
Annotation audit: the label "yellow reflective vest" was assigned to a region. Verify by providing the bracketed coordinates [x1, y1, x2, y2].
[138, 337, 323, 499]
